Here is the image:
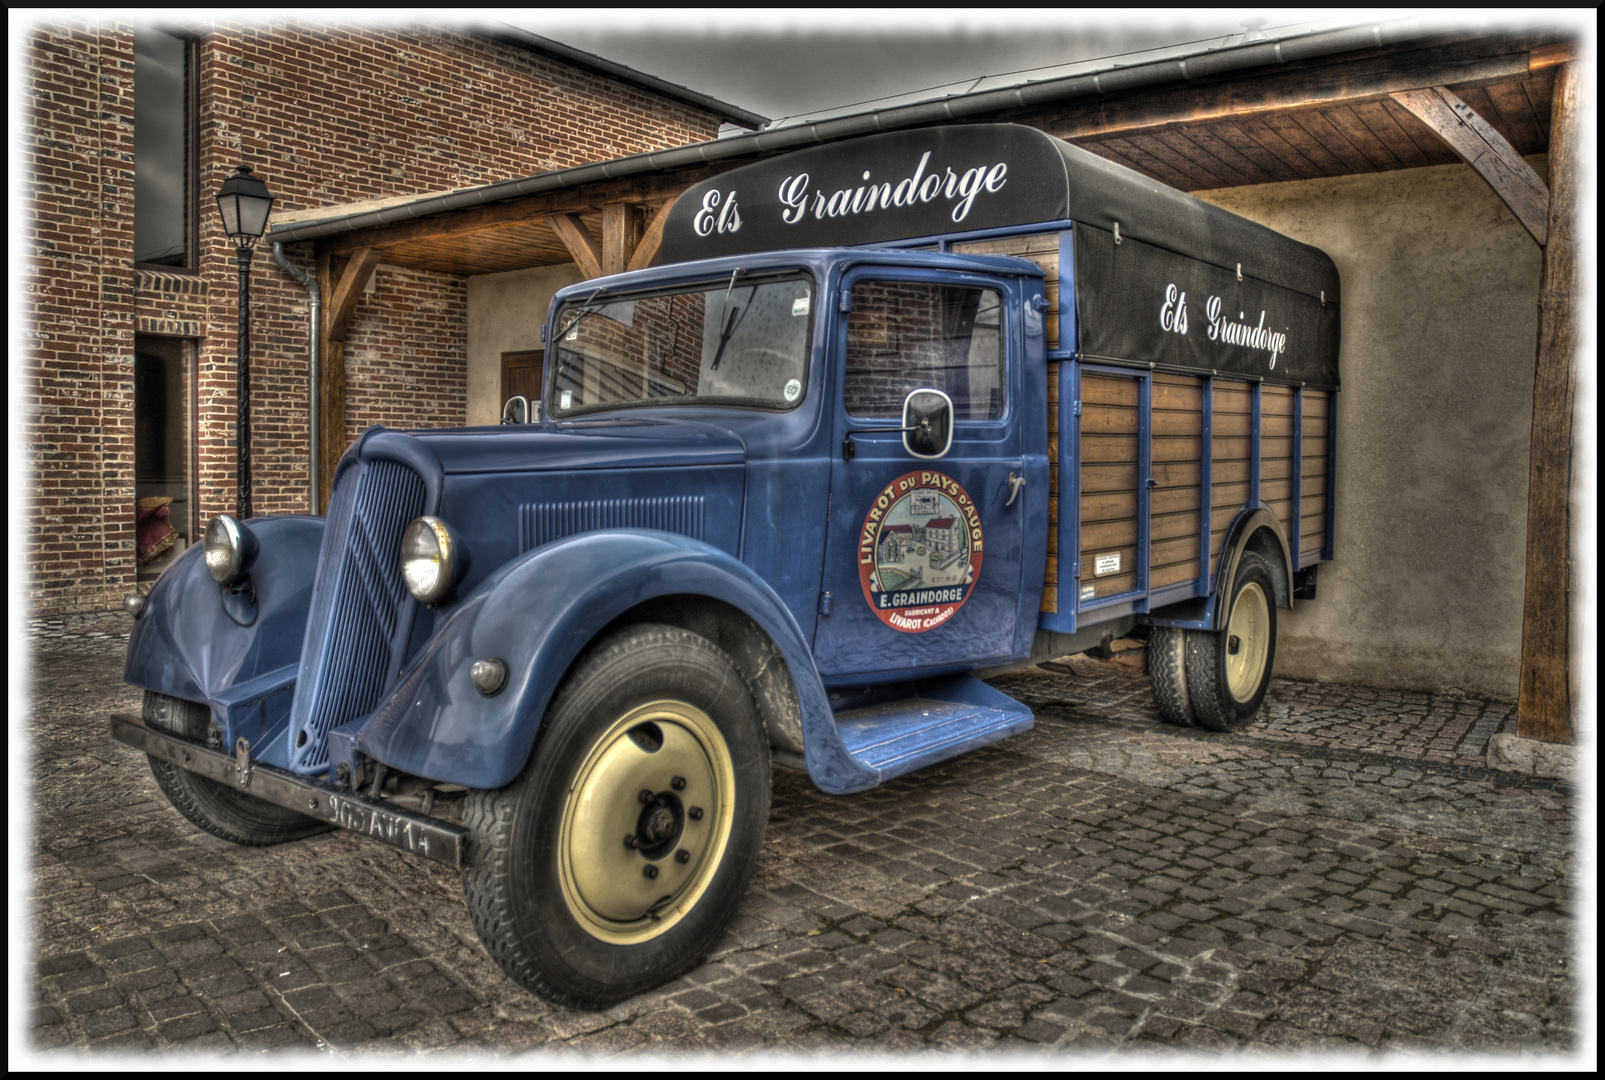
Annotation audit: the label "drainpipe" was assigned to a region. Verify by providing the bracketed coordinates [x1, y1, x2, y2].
[271, 243, 321, 515]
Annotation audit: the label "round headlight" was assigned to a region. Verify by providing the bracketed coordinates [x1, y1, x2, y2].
[401, 516, 456, 604]
[204, 514, 257, 584]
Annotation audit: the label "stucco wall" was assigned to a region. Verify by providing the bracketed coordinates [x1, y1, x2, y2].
[466, 264, 585, 425]
[1196, 157, 1545, 698]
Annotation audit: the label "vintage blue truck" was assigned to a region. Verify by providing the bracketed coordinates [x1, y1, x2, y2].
[112, 125, 1339, 1008]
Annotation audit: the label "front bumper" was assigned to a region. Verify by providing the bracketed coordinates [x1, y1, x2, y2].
[110, 713, 469, 869]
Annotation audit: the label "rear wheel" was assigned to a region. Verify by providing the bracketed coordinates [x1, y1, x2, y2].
[1147, 625, 1194, 726]
[1185, 550, 1278, 732]
[143, 691, 331, 845]
[461, 624, 769, 1009]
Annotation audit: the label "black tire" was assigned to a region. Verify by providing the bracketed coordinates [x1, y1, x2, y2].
[1147, 625, 1195, 726]
[144, 691, 332, 845]
[461, 624, 770, 1010]
[1185, 549, 1279, 732]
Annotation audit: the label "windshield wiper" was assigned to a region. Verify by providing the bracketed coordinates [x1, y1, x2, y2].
[556, 285, 608, 341]
[710, 270, 751, 371]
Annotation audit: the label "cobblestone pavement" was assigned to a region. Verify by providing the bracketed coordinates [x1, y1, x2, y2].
[19, 613, 1589, 1064]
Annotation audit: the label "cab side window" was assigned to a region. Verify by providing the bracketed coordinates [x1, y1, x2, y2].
[844, 281, 1004, 420]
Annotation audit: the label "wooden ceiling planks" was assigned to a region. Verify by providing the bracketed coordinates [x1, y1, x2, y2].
[327, 38, 1563, 273]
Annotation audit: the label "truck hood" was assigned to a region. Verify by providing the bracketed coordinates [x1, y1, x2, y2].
[407, 417, 747, 475]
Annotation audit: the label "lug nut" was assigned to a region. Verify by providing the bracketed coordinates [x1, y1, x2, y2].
[624, 835, 639, 849]
[643, 864, 659, 879]
[639, 789, 654, 803]
[671, 776, 686, 790]
[689, 807, 704, 820]
[676, 850, 690, 864]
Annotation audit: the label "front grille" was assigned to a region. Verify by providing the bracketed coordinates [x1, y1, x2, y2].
[287, 458, 427, 773]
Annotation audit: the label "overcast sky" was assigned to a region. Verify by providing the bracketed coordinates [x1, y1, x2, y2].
[493, 9, 1359, 130]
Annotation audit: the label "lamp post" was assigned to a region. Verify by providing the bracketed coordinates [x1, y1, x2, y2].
[215, 164, 275, 519]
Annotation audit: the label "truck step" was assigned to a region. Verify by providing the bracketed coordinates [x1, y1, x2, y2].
[832, 676, 1034, 785]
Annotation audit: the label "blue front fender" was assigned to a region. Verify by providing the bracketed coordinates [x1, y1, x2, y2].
[354, 530, 876, 792]
[124, 515, 324, 758]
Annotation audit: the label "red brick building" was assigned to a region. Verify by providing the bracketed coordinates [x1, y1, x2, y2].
[22, 17, 743, 614]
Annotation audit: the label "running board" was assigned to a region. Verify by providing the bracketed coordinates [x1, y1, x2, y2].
[833, 676, 1034, 786]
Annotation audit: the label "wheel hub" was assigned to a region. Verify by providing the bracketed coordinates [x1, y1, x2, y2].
[1225, 582, 1270, 702]
[558, 701, 735, 945]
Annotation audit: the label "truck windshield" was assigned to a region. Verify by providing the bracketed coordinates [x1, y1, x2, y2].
[549, 274, 813, 415]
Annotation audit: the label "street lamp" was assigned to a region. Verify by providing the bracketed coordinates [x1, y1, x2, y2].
[215, 164, 275, 519]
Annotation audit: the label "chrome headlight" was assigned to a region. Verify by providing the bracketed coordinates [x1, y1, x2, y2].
[204, 514, 258, 585]
[401, 516, 457, 604]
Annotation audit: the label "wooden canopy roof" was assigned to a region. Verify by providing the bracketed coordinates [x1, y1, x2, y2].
[268, 23, 1576, 286]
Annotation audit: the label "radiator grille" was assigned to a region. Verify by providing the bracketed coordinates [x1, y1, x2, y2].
[288, 458, 427, 772]
[519, 496, 705, 552]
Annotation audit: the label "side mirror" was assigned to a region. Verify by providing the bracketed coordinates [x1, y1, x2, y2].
[501, 395, 530, 425]
[903, 388, 953, 459]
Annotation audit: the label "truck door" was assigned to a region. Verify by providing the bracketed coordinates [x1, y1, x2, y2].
[812, 270, 1029, 680]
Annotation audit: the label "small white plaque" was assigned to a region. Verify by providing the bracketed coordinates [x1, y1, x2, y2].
[792, 296, 810, 316]
[1094, 553, 1121, 576]
[1080, 584, 1096, 601]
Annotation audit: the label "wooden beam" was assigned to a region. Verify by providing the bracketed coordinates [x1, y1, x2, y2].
[1023, 41, 1545, 143]
[1517, 61, 1580, 744]
[315, 166, 731, 257]
[601, 202, 641, 277]
[326, 246, 382, 341]
[627, 197, 679, 272]
[315, 253, 347, 514]
[1390, 86, 1549, 245]
[547, 214, 602, 279]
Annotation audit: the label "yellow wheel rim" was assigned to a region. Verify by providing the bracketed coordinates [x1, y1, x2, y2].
[557, 700, 735, 945]
[1224, 581, 1270, 702]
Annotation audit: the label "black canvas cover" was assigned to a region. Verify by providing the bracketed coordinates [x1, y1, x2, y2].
[660, 124, 1340, 389]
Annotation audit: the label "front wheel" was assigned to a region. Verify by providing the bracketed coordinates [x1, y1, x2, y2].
[461, 624, 770, 1009]
[143, 691, 332, 845]
[1185, 550, 1279, 732]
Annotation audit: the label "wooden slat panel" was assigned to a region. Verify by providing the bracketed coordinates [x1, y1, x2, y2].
[1302, 389, 1330, 416]
[1262, 413, 1294, 437]
[1152, 559, 1201, 590]
[1154, 383, 1203, 412]
[1301, 474, 1327, 497]
[1266, 500, 1294, 527]
[1213, 411, 1252, 437]
[1253, 111, 1350, 177]
[1262, 436, 1294, 459]
[1082, 463, 1140, 493]
[1212, 460, 1250, 488]
[1262, 478, 1295, 502]
[1083, 375, 1140, 406]
[1152, 485, 1202, 515]
[1083, 570, 1138, 600]
[1153, 533, 1202, 568]
[1213, 436, 1253, 461]
[1151, 509, 1201, 542]
[1261, 385, 1296, 414]
[1153, 410, 1203, 437]
[1081, 435, 1140, 464]
[1152, 435, 1201, 462]
[954, 234, 1061, 352]
[1213, 482, 1251, 510]
[1082, 518, 1137, 551]
[1262, 457, 1295, 481]
[1041, 585, 1057, 614]
[1082, 407, 1139, 435]
[1301, 494, 1328, 520]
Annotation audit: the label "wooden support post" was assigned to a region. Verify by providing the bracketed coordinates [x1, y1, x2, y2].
[627, 198, 679, 272]
[1516, 61, 1579, 743]
[547, 214, 602, 279]
[601, 202, 641, 277]
[1390, 86, 1550, 245]
[315, 253, 346, 514]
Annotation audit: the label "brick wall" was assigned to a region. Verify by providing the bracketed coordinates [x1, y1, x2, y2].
[23, 17, 721, 614]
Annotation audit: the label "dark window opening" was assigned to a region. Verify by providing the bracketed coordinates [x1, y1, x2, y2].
[134, 335, 195, 578]
[134, 28, 194, 269]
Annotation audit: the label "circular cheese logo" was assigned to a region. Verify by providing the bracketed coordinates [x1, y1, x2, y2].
[783, 378, 802, 402]
[858, 470, 983, 633]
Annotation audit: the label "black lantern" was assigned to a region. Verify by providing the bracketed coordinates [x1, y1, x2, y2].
[214, 164, 275, 519]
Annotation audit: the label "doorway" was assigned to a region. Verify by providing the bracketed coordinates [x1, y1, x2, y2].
[133, 335, 195, 579]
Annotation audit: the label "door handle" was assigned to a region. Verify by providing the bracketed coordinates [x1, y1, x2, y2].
[1005, 472, 1026, 507]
